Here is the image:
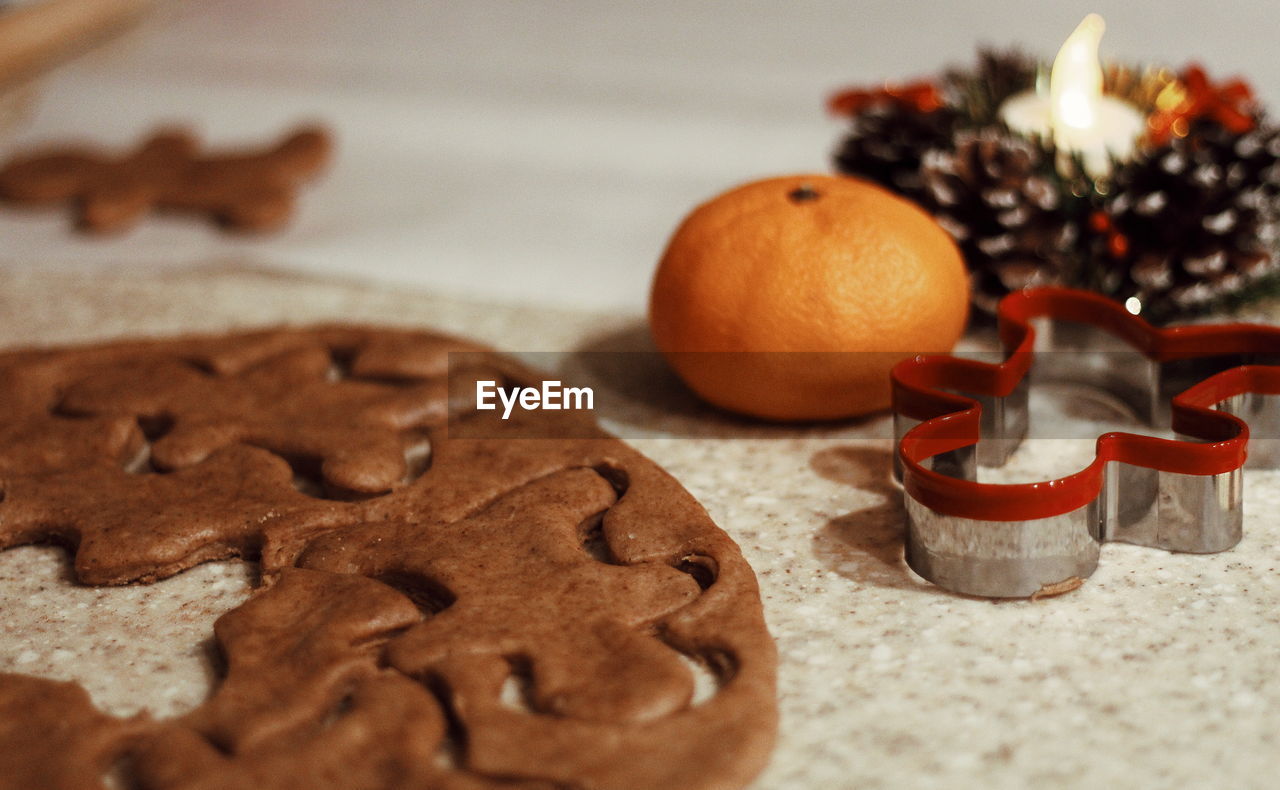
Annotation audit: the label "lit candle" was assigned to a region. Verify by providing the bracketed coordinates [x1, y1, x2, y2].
[998, 13, 1145, 176]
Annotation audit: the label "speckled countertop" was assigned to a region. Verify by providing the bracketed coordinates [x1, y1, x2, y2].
[1, 268, 1278, 789]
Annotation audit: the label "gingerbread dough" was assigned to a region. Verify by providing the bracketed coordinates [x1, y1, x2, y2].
[0, 327, 777, 790]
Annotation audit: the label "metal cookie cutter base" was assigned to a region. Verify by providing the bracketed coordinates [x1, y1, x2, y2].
[892, 287, 1280, 598]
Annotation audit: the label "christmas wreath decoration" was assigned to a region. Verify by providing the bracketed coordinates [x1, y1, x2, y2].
[829, 50, 1280, 322]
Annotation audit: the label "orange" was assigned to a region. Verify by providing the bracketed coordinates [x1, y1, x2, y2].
[649, 174, 968, 421]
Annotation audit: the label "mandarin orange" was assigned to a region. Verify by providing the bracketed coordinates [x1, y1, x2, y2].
[649, 174, 968, 420]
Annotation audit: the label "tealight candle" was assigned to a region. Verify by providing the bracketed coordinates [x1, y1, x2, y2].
[999, 13, 1145, 176]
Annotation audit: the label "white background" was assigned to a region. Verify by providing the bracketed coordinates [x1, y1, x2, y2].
[2, 0, 1276, 311]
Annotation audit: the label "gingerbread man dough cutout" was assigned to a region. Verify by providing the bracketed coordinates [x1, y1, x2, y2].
[0, 125, 332, 233]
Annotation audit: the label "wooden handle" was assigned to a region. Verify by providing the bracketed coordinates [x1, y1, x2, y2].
[0, 0, 155, 87]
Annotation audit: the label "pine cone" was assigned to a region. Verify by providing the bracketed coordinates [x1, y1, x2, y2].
[1100, 120, 1280, 320]
[944, 48, 1038, 125]
[832, 102, 958, 201]
[1229, 121, 1280, 201]
[919, 128, 1076, 312]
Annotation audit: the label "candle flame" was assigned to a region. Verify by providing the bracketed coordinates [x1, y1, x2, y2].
[1050, 13, 1106, 131]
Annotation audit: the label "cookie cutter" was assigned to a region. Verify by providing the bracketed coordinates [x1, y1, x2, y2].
[892, 287, 1280, 598]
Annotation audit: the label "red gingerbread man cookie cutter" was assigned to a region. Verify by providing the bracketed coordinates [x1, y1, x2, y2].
[892, 287, 1280, 597]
